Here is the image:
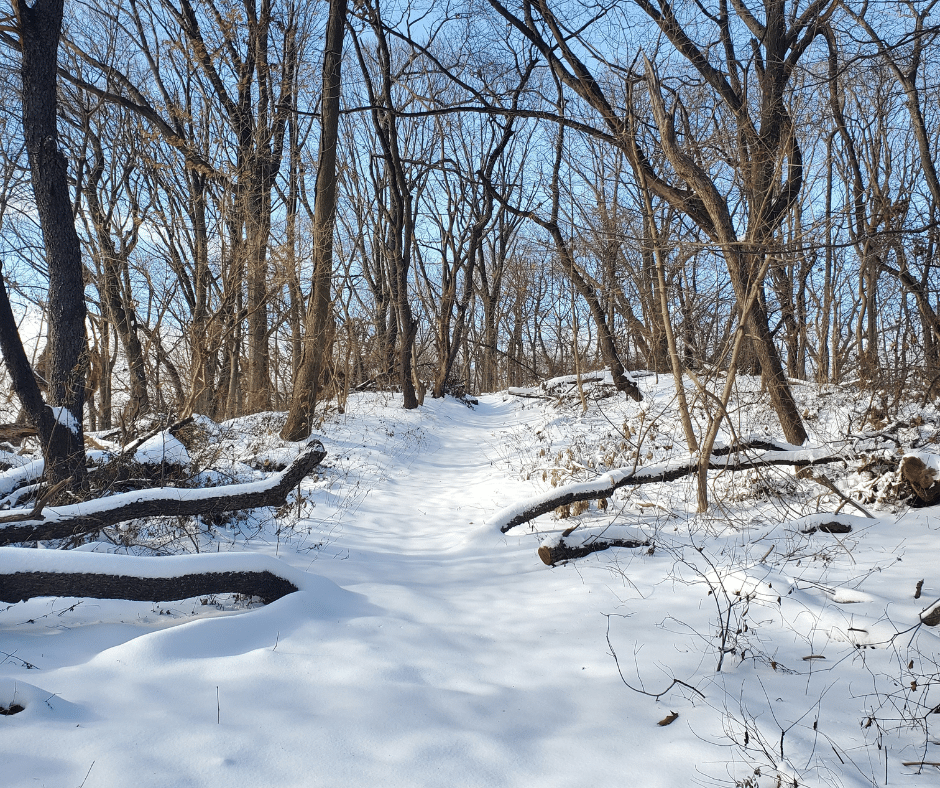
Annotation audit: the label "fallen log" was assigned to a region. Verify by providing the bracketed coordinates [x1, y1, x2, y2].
[537, 536, 649, 566]
[0, 549, 302, 604]
[506, 387, 551, 400]
[0, 569, 295, 604]
[492, 439, 846, 533]
[0, 423, 37, 447]
[0, 439, 325, 545]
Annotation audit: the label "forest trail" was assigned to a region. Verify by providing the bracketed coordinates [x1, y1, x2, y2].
[279, 393, 704, 788]
[1, 393, 713, 788]
[317, 395, 527, 556]
[4, 390, 936, 787]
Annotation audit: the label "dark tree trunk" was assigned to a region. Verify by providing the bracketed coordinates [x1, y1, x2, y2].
[8, 0, 87, 488]
[281, 0, 346, 440]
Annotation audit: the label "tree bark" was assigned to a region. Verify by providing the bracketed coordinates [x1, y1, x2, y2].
[0, 569, 297, 605]
[10, 0, 88, 488]
[281, 0, 347, 440]
[0, 439, 325, 546]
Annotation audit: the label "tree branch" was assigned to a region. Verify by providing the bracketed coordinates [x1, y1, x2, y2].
[0, 439, 326, 545]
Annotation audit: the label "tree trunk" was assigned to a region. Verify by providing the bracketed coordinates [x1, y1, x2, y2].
[281, 0, 347, 440]
[83, 133, 149, 423]
[9, 0, 87, 488]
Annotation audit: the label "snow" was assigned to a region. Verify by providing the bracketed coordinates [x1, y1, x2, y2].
[2, 379, 940, 787]
[0, 459, 44, 497]
[50, 406, 79, 435]
[0, 547, 307, 584]
[0, 452, 308, 537]
[133, 433, 190, 466]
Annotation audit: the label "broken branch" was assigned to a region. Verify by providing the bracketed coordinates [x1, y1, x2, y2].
[0, 439, 325, 545]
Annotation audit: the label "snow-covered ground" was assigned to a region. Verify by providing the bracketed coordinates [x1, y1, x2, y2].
[2, 376, 940, 787]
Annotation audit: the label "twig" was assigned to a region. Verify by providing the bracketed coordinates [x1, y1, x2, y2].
[604, 614, 705, 700]
[803, 471, 874, 518]
[77, 761, 95, 788]
[0, 478, 69, 524]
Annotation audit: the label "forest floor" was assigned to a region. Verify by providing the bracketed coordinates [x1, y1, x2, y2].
[2, 373, 940, 787]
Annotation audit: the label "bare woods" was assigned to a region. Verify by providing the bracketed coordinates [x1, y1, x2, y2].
[1, 0, 939, 489]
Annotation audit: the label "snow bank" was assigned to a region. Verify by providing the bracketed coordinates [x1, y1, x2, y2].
[134, 433, 190, 466]
[0, 677, 85, 721]
[0, 545, 312, 587]
[0, 460, 44, 497]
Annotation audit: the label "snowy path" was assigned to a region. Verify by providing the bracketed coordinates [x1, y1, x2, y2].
[0, 395, 714, 787]
[14, 388, 939, 788]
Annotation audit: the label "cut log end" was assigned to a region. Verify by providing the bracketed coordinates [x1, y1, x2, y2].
[901, 456, 940, 505]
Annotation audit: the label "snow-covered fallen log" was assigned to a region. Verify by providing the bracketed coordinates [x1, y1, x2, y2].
[0, 439, 326, 546]
[792, 512, 867, 534]
[920, 599, 940, 627]
[506, 387, 551, 400]
[492, 439, 846, 533]
[0, 549, 303, 604]
[537, 535, 649, 566]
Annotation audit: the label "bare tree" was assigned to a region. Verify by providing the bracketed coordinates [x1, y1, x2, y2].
[282, 0, 347, 440]
[480, 0, 833, 443]
[0, 0, 87, 489]
[349, 0, 430, 409]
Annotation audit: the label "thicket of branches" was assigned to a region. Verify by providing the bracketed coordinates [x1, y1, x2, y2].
[0, 0, 939, 486]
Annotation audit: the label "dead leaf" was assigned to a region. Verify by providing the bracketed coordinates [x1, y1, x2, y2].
[657, 711, 679, 726]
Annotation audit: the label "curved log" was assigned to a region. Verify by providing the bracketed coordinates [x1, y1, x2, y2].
[0, 439, 326, 545]
[493, 439, 846, 533]
[0, 548, 306, 604]
[0, 569, 296, 604]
